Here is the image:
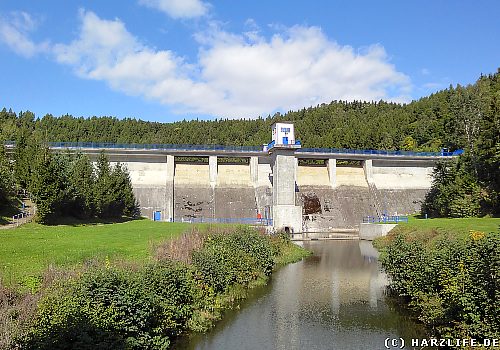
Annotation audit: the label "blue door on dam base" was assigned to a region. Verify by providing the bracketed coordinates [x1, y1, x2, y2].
[154, 211, 161, 221]
[283, 137, 288, 145]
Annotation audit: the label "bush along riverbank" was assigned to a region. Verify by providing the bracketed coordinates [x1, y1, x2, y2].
[2, 226, 310, 349]
[374, 225, 500, 344]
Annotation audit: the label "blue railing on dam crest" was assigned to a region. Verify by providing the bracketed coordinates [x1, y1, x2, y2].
[362, 215, 409, 224]
[47, 141, 263, 153]
[4, 141, 463, 158]
[173, 217, 273, 225]
[298, 147, 463, 157]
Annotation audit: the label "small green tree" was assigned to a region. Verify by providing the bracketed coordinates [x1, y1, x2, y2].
[0, 143, 14, 208]
[66, 153, 96, 218]
[94, 152, 114, 218]
[422, 160, 484, 218]
[93, 154, 138, 218]
[29, 147, 66, 224]
[111, 163, 139, 218]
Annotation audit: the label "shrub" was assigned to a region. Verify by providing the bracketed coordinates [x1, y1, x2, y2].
[191, 226, 277, 293]
[154, 228, 207, 264]
[21, 262, 196, 349]
[379, 228, 500, 339]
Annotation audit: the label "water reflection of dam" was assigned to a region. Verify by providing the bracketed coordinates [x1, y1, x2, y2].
[177, 240, 427, 350]
[271, 241, 422, 350]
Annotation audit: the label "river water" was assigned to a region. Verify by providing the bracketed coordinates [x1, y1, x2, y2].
[177, 240, 427, 350]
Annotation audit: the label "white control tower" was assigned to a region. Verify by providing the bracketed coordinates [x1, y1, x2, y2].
[268, 122, 302, 233]
[272, 122, 297, 146]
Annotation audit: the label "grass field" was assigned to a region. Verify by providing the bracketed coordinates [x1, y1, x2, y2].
[0, 219, 192, 287]
[400, 216, 500, 234]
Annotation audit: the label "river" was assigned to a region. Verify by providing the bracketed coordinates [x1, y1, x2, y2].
[176, 240, 428, 350]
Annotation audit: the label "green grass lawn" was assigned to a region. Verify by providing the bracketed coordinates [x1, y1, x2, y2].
[0, 219, 192, 287]
[401, 216, 500, 234]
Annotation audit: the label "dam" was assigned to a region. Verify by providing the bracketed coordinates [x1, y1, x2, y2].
[27, 123, 460, 232]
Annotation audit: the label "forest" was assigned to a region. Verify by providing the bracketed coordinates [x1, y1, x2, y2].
[1, 69, 499, 217]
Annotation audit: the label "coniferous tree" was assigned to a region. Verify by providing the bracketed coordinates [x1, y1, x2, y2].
[93, 155, 138, 218]
[66, 153, 96, 218]
[29, 147, 66, 224]
[111, 163, 139, 218]
[13, 133, 33, 189]
[422, 160, 483, 218]
[0, 143, 14, 208]
[94, 152, 114, 218]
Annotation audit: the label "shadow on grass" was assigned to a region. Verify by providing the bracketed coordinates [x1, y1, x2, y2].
[46, 216, 146, 227]
[0, 199, 22, 225]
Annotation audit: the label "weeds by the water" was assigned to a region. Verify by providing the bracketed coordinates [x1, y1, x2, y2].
[0, 284, 39, 349]
[154, 227, 207, 264]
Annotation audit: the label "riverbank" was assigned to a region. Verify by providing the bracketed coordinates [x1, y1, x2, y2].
[374, 218, 500, 344]
[1, 225, 310, 349]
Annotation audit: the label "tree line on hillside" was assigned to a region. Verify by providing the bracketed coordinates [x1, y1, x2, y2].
[1, 69, 499, 217]
[0, 137, 139, 224]
[2, 70, 499, 153]
[421, 74, 500, 217]
[0, 145, 13, 209]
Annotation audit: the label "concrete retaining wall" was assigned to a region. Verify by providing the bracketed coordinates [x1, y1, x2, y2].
[372, 166, 433, 189]
[375, 189, 428, 215]
[175, 163, 210, 185]
[214, 188, 257, 218]
[298, 186, 377, 231]
[359, 223, 397, 240]
[132, 186, 168, 220]
[297, 165, 329, 187]
[337, 167, 368, 187]
[217, 164, 251, 187]
[372, 160, 433, 189]
[256, 160, 273, 186]
[107, 155, 173, 220]
[174, 186, 214, 220]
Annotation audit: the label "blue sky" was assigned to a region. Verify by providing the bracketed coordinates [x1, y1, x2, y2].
[0, 0, 499, 122]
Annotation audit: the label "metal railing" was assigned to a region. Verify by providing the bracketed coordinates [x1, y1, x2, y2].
[299, 148, 463, 157]
[4, 141, 463, 158]
[362, 215, 409, 224]
[173, 217, 273, 225]
[267, 140, 302, 150]
[12, 211, 32, 227]
[48, 142, 263, 153]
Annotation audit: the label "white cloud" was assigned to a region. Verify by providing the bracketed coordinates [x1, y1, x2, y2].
[138, 0, 209, 19]
[423, 82, 442, 90]
[3, 10, 412, 118]
[0, 11, 48, 57]
[192, 25, 411, 116]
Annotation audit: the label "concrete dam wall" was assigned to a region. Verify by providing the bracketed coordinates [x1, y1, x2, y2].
[104, 153, 435, 231]
[171, 162, 257, 221]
